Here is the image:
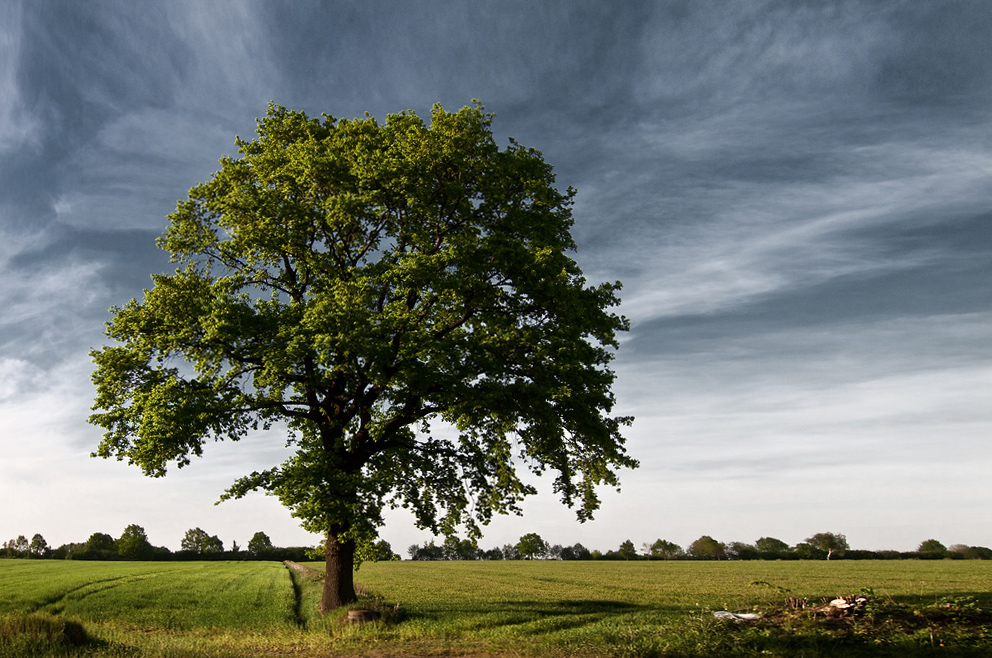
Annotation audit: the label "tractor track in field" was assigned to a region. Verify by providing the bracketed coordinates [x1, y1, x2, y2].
[283, 561, 322, 629]
[283, 560, 323, 580]
[31, 575, 133, 615]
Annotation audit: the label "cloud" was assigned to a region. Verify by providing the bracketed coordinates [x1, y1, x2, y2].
[573, 107, 992, 325]
[0, 222, 111, 363]
[54, 109, 236, 231]
[0, 2, 40, 152]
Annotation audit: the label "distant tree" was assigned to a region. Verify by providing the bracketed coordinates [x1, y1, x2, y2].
[480, 547, 504, 560]
[501, 543, 522, 560]
[755, 537, 790, 555]
[617, 539, 638, 560]
[971, 546, 992, 560]
[805, 532, 848, 560]
[917, 539, 947, 557]
[516, 533, 549, 560]
[946, 544, 978, 559]
[72, 532, 117, 560]
[688, 535, 725, 560]
[29, 534, 49, 559]
[248, 531, 274, 556]
[367, 540, 399, 561]
[726, 541, 759, 560]
[791, 542, 824, 560]
[230, 540, 241, 554]
[181, 528, 224, 554]
[443, 537, 479, 561]
[408, 540, 445, 560]
[560, 543, 592, 560]
[14, 535, 29, 556]
[116, 525, 153, 560]
[644, 538, 683, 560]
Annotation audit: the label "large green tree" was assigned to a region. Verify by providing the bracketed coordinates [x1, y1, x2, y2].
[89, 102, 635, 612]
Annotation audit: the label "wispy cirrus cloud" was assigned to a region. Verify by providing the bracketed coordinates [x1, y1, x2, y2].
[0, 2, 40, 153]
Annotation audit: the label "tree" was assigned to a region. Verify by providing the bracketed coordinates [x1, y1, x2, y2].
[644, 538, 683, 560]
[617, 539, 638, 560]
[408, 541, 445, 560]
[444, 537, 479, 561]
[116, 524, 152, 560]
[480, 547, 504, 560]
[181, 528, 223, 554]
[77, 532, 117, 560]
[501, 544, 522, 561]
[248, 531, 274, 556]
[29, 534, 49, 559]
[726, 541, 759, 560]
[688, 535, 726, 560]
[917, 539, 947, 557]
[560, 543, 591, 560]
[88, 102, 634, 612]
[516, 533, 549, 560]
[368, 539, 400, 561]
[755, 537, 790, 556]
[805, 532, 848, 560]
[944, 542, 981, 560]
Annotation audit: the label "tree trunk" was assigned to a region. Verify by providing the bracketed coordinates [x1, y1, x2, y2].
[320, 531, 357, 614]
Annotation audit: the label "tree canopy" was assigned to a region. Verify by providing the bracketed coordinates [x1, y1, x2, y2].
[247, 531, 273, 555]
[645, 538, 684, 560]
[516, 533, 549, 560]
[805, 532, 849, 560]
[116, 524, 152, 560]
[89, 102, 635, 611]
[181, 528, 224, 554]
[688, 535, 726, 560]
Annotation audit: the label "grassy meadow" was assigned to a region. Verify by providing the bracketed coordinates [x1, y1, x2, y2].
[0, 558, 989, 657]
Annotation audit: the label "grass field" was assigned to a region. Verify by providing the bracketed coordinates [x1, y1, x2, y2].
[1, 559, 989, 657]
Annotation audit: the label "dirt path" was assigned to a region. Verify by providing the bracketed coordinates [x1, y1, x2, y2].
[283, 560, 323, 579]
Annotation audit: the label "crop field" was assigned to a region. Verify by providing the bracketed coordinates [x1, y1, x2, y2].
[1, 559, 990, 657]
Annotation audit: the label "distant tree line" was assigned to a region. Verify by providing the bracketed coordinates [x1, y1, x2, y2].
[4, 529, 988, 562]
[0, 527, 324, 561]
[407, 532, 992, 561]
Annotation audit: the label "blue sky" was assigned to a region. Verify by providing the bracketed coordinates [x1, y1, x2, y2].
[1, 1, 989, 554]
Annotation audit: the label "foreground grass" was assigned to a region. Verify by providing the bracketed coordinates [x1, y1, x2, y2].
[0, 559, 989, 656]
[326, 560, 992, 656]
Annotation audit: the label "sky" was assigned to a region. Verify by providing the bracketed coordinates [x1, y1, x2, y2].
[1, 1, 989, 555]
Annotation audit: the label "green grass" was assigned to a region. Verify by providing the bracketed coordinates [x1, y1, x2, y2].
[333, 560, 992, 656]
[0, 559, 989, 656]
